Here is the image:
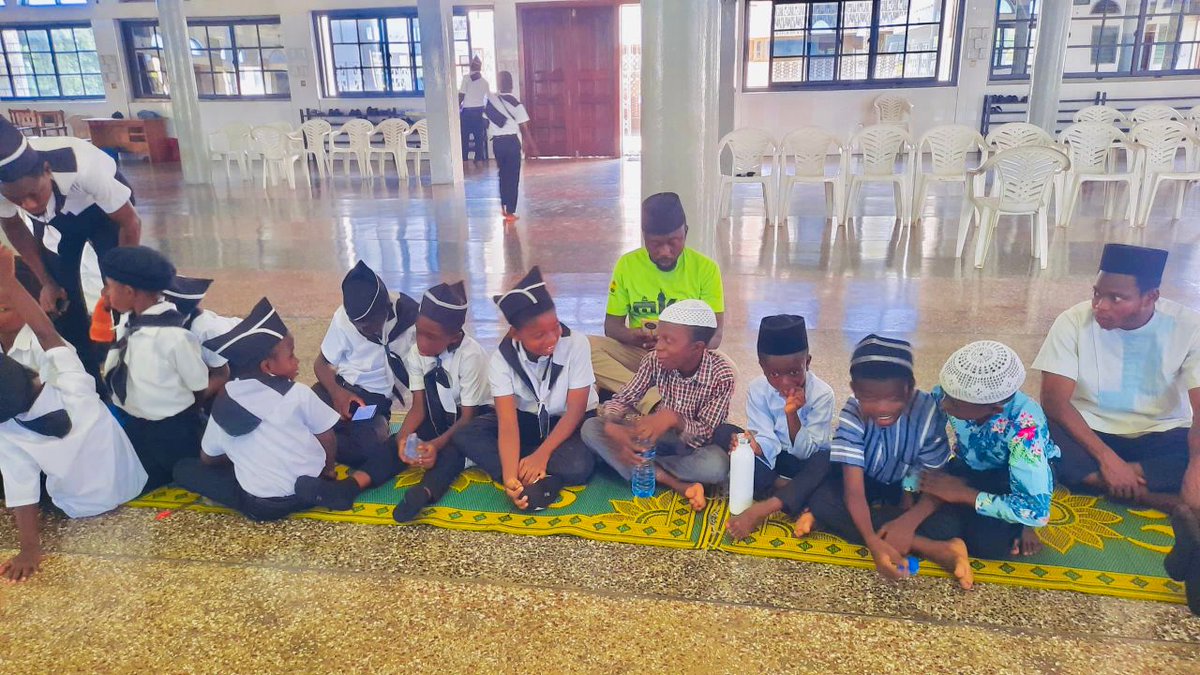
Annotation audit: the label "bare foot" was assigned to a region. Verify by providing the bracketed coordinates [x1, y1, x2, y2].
[726, 500, 777, 540]
[1011, 526, 1042, 557]
[682, 483, 706, 511]
[924, 538, 974, 590]
[793, 510, 815, 537]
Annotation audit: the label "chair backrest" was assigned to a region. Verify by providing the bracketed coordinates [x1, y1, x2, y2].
[918, 124, 985, 175]
[983, 145, 1070, 212]
[873, 94, 912, 126]
[1059, 122, 1126, 174]
[375, 118, 410, 147]
[779, 127, 842, 178]
[717, 127, 777, 177]
[37, 110, 66, 127]
[1130, 120, 1196, 173]
[266, 121, 294, 134]
[337, 119, 376, 150]
[410, 119, 429, 147]
[66, 114, 90, 139]
[1073, 105, 1127, 125]
[985, 122, 1054, 152]
[8, 108, 38, 129]
[850, 124, 910, 176]
[1130, 104, 1183, 124]
[251, 126, 291, 160]
[299, 119, 332, 148]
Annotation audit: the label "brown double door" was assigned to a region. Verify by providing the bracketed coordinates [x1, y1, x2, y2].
[519, 4, 619, 158]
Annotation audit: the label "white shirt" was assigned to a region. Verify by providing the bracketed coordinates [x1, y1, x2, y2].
[404, 334, 491, 413]
[0, 137, 132, 221]
[186, 309, 242, 369]
[459, 73, 490, 108]
[105, 302, 210, 421]
[745, 372, 836, 469]
[486, 93, 530, 138]
[4, 324, 49, 375]
[0, 347, 147, 517]
[488, 332, 599, 416]
[319, 305, 416, 399]
[1033, 299, 1200, 436]
[202, 378, 340, 499]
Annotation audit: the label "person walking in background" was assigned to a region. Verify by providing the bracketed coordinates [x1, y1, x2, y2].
[485, 71, 537, 223]
[459, 56, 490, 163]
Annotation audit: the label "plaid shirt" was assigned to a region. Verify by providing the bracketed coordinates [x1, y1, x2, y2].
[602, 350, 735, 448]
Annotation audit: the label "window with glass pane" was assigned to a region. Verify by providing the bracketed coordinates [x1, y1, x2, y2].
[744, 0, 960, 90]
[22, 0, 88, 5]
[121, 19, 289, 99]
[452, 8, 496, 85]
[0, 25, 103, 100]
[990, 0, 1037, 79]
[316, 10, 422, 96]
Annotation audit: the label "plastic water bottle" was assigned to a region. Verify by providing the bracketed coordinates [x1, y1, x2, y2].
[403, 434, 421, 461]
[729, 434, 756, 515]
[631, 449, 657, 498]
[898, 555, 920, 575]
[901, 469, 921, 493]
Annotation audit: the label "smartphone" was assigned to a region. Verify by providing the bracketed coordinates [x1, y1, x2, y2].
[351, 404, 378, 421]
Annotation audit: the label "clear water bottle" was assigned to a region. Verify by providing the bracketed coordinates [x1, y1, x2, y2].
[403, 434, 421, 461]
[631, 449, 657, 498]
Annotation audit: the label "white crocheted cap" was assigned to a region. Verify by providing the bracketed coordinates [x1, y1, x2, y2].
[658, 299, 717, 329]
[939, 341, 1026, 405]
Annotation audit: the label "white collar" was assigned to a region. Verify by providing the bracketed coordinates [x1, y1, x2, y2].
[6, 324, 36, 353]
[141, 301, 175, 317]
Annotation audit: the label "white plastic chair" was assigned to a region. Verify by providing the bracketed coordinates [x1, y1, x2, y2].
[407, 119, 430, 179]
[327, 119, 375, 179]
[874, 94, 913, 131]
[957, 145, 1069, 269]
[717, 128, 778, 222]
[251, 126, 309, 189]
[1188, 105, 1200, 136]
[985, 122, 1055, 152]
[208, 122, 253, 181]
[296, 119, 332, 179]
[1129, 120, 1200, 227]
[1073, 105, 1128, 126]
[266, 121, 295, 134]
[775, 127, 846, 226]
[371, 119, 410, 178]
[1056, 122, 1142, 227]
[911, 124, 987, 222]
[844, 124, 914, 226]
[1130, 105, 1183, 125]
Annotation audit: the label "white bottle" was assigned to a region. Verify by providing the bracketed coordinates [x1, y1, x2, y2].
[729, 434, 756, 515]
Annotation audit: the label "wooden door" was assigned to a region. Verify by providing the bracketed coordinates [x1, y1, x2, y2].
[519, 4, 619, 158]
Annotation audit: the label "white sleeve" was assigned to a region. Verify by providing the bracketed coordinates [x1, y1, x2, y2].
[459, 74, 470, 94]
[319, 314, 350, 365]
[171, 332, 211, 392]
[200, 419, 229, 457]
[511, 102, 530, 126]
[404, 346, 425, 392]
[565, 335, 596, 390]
[0, 439, 43, 508]
[73, 143, 133, 214]
[1032, 309, 1082, 381]
[488, 350, 515, 399]
[744, 380, 783, 468]
[458, 349, 492, 408]
[43, 346, 96, 398]
[297, 386, 340, 435]
[201, 348, 229, 369]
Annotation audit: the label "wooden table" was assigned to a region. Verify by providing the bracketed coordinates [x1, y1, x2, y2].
[86, 118, 172, 163]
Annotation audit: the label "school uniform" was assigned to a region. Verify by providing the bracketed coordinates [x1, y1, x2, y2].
[166, 275, 240, 368]
[745, 372, 835, 512]
[4, 324, 51, 376]
[460, 72, 490, 161]
[484, 92, 530, 214]
[0, 135, 135, 377]
[0, 346, 147, 517]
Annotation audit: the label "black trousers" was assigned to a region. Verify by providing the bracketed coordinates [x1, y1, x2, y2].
[313, 382, 401, 487]
[921, 460, 1025, 560]
[807, 467, 959, 545]
[762, 451, 832, 516]
[452, 410, 595, 486]
[1050, 421, 1189, 494]
[460, 107, 487, 160]
[124, 407, 203, 491]
[493, 135, 522, 214]
[173, 458, 311, 522]
[400, 407, 495, 503]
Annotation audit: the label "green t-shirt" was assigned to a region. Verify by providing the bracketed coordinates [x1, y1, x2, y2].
[605, 247, 725, 329]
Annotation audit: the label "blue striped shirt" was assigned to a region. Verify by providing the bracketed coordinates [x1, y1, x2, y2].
[830, 390, 951, 484]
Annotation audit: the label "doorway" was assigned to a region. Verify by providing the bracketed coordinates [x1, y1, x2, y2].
[518, 3, 619, 158]
[618, 3, 641, 157]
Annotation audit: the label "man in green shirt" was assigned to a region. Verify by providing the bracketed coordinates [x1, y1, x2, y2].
[590, 192, 726, 411]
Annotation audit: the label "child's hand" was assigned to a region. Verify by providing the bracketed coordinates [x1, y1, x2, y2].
[504, 477, 529, 510]
[866, 537, 908, 581]
[331, 385, 366, 420]
[413, 443, 438, 469]
[517, 451, 549, 484]
[877, 519, 916, 557]
[729, 432, 763, 457]
[920, 471, 976, 505]
[784, 387, 807, 415]
[0, 548, 42, 583]
[604, 422, 645, 467]
[634, 410, 676, 445]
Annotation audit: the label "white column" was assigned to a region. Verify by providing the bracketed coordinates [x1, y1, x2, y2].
[641, 0, 733, 256]
[156, 0, 209, 185]
[1027, 0, 1072, 132]
[417, 0, 464, 185]
[492, 0, 521, 95]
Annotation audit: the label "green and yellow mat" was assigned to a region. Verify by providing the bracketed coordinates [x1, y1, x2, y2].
[128, 469, 1184, 604]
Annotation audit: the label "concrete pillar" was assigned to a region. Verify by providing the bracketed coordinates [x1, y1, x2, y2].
[493, 0, 521, 95]
[641, 0, 734, 257]
[417, 0, 464, 185]
[156, 0, 209, 184]
[1027, 0, 1072, 133]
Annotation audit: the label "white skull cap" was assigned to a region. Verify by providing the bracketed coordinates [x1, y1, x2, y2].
[658, 299, 717, 329]
[939, 340, 1026, 405]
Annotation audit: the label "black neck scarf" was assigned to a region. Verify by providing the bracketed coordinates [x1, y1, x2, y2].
[104, 308, 187, 404]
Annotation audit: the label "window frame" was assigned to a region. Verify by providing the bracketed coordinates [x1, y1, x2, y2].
[0, 23, 104, 101]
[120, 17, 290, 101]
[741, 0, 966, 92]
[312, 8, 424, 99]
[20, 0, 89, 6]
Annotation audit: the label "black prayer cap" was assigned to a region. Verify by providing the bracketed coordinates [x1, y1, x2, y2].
[0, 116, 44, 183]
[164, 275, 213, 315]
[100, 246, 176, 292]
[850, 334, 914, 375]
[642, 192, 687, 235]
[342, 260, 388, 322]
[0, 353, 36, 423]
[757, 315, 809, 356]
[203, 298, 289, 369]
[420, 280, 468, 331]
[493, 266, 554, 327]
[1099, 243, 1169, 291]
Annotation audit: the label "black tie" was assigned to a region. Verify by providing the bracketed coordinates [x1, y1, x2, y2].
[15, 409, 72, 438]
[423, 357, 455, 435]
